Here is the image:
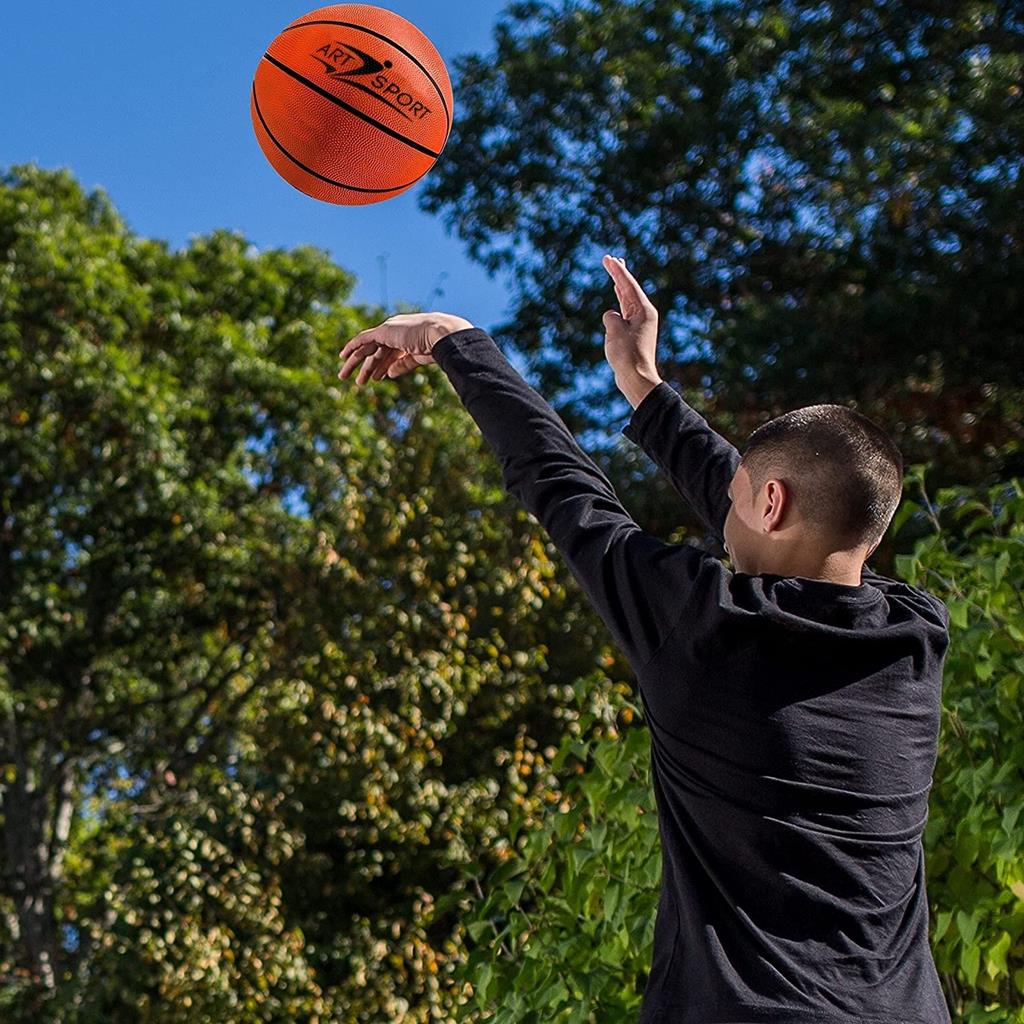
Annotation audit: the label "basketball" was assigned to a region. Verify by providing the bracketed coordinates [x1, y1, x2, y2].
[250, 4, 453, 206]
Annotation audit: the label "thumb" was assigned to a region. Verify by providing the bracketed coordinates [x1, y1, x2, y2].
[602, 309, 624, 331]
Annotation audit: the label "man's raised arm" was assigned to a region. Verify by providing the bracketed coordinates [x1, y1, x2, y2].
[336, 260, 730, 673]
[602, 256, 740, 545]
[620, 381, 741, 544]
[428, 327, 722, 674]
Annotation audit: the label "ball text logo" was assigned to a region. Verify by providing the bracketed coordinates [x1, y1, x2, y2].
[312, 42, 432, 122]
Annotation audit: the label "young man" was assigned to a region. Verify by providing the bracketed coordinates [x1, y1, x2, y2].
[337, 256, 952, 1024]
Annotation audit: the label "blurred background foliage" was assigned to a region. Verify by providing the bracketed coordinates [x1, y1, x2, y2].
[423, 0, 1023, 490]
[1, 0, 1022, 1020]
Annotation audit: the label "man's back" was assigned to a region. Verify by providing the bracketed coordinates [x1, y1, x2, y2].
[623, 382, 952, 1023]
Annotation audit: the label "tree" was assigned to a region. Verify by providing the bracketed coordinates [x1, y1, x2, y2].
[421, 0, 1024, 487]
[0, 164, 621, 1020]
[0, 160, 365, 1001]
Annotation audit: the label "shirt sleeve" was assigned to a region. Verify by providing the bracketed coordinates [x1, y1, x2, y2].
[431, 328, 719, 673]
[621, 381, 742, 543]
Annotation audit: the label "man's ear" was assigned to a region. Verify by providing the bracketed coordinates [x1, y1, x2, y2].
[765, 477, 786, 532]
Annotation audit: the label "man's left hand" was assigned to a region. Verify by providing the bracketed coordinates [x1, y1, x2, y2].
[338, 312, 474, 385]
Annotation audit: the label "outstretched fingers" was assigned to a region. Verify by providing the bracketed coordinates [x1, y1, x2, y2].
[339, 320, 394, 360]
[338, 339, 381, 381]
[362, 346, 403, 382]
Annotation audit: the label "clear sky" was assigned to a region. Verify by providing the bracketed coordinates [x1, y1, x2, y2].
[0, 1, 517, 333]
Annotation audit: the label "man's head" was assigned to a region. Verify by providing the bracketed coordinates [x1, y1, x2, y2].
[722, 404, 904, 583]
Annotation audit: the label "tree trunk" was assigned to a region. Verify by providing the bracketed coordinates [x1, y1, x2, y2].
[1, 710, 76, 993]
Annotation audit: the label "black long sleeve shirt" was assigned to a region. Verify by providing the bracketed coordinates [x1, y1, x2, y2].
[431, 327, 952, 1024]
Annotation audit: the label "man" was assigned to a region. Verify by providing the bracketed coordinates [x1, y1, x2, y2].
[337, 254, 952, 1024]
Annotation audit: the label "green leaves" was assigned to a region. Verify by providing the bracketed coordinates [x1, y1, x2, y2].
[961, 940, 981, 988]
[957, 910, 980, 947]
[451, 675, 656, 1022]
[1, 165, 626, 1022]
[904, 473, 1024, 1019]
[948, 599, 971, 630]
[985, 931, 1012, 982]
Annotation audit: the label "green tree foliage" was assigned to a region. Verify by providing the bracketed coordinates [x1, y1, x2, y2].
[443, 469, 1024, 1023]
[897, 471, 1024, 1020]
[422, 0, 1023, 485]
[0, 164, 619, 1021]
[437, 670, 654, 1024]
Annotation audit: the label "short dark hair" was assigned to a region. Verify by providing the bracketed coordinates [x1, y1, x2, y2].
[739, 404, 904, 550]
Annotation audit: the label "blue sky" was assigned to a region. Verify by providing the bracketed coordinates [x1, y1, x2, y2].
[1, 1, 517, 333]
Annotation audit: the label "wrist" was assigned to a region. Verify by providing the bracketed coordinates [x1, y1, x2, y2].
[617, 371, 662, 410]
[429, 314, 475, 347]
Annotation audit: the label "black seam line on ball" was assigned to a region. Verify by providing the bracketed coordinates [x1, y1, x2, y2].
[279, 19, 451, 133]
[252, 84, 424, 193]
[261, 52, 441, 160]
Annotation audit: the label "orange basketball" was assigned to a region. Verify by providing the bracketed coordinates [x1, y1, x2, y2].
[250, 4, 453, 206]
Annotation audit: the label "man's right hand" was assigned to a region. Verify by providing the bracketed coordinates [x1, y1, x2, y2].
[601, 254, 662, 387]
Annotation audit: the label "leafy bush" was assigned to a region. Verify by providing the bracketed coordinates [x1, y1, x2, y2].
[437, 669, 653, 1024]
[896, 469, 1024, 1023]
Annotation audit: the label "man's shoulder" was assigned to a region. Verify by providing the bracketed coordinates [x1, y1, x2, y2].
[862, 565, 950, 631]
